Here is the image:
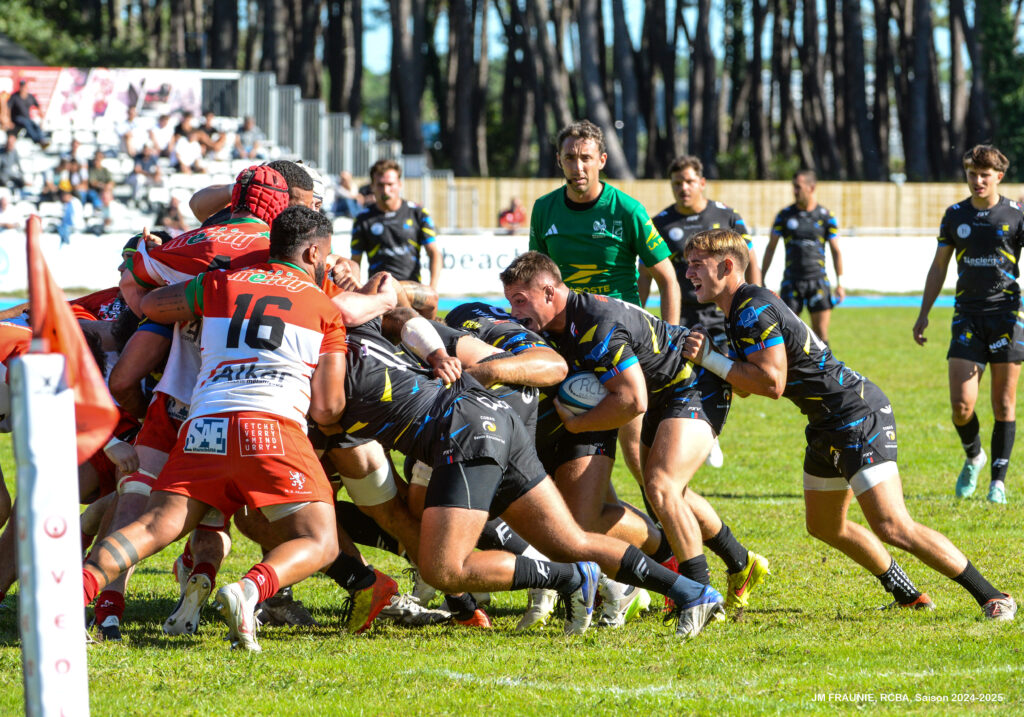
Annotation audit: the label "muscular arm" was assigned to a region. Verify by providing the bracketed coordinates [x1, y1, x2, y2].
[424, 243, 441, 292]
[683, 329, 787, 399]
[119, 268, 151, 317]
[558, 363, 647, 433]
[331, 272, 398, 326]
[913, 244, 955, 346]
[140, 282, 195, 324]
[397, 280, 438, 319]
[646, 258, 681, 325]
[828, 237, 845, 301]
[310, 351, 346, 425]
[464, 345, 568, 388]
[637, 264, 654, 308]
[108, 328, 171, 420]
[188, 183, 231, 223]
[761, 234, 780, 286]
[745, 247, 762, 286]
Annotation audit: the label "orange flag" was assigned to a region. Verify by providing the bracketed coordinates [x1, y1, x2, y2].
[26, 215, 119, 464]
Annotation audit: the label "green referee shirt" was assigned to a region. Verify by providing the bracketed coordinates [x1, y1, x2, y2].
[529, 183, 670, 306]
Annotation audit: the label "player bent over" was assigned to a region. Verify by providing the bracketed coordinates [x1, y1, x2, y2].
[501, 253, 769, 616]
[684, 228, 1017, 620]
[82, 207, 354, 651]
[330, 318, 722, 638]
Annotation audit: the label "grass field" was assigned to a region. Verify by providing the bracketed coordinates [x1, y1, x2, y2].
[1, 306, 1023, 716]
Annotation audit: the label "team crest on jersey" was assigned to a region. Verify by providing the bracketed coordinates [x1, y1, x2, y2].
[288, 471, 306, 490]
[593, 218, 607, 234]
[786, 218, 799, 230]
[184, 418, 229, 455]
[736, 305, 768, 329]
[957, 224, 971, 239]
[371, 223, 384, 235]
[612, 220, 623, 238]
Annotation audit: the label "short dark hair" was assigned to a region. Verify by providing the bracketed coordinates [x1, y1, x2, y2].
[963, 145, 1009, 173]
[370, 159, 402, 182]
[499, 251, 563, 286]
[794, 169, 817, 187]
[269, 206, 333, 260]
[265, 160, 314, 192]
[668, 155, 703, 177]
[556, 120, 605, 155]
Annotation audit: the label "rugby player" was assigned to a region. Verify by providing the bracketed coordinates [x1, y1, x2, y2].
[914, 145, 1024, 504]
[646, 154, 761, 467]
[83, 206, 351, 652]
[762, 170, 844, 345]
[684, 228, 1016, 621]
[502, 252, 768, 618]
[323, 316, 725, 638]
[530, 119, 681, 492]
[351, 159, 441, 291]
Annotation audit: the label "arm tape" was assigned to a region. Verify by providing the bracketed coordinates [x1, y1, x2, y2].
[401, 316, 445, 361]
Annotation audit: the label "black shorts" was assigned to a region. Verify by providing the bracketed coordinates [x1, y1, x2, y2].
[947, 309, 1024, 364]
[781, 278, 834, 314]
[424, 457, 545, 519]
[803, 400, 898, 480]
[307, 424, 373, 453]
[535, 425, 617, 476]
[681, 304, 729, 348]
[641, 367, 731, 445]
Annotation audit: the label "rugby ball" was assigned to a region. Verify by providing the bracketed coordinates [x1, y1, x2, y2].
[557, 371, 608, 415]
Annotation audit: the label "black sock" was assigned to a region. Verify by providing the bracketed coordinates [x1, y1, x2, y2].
[324, 554, 376, 593]
[955, 413, 982, 459]
[650, 531, 674, 564]
[953, 561, 1003, 606]
[991, 420, 1015, 484]
[875, 558, 921, 604]
[334, 501, 400, 554]
[678, 554, 711, 585]
[617, 545, 704, 604]
[442, 592, 478, 620]
[477, 519, 530, 554]
[704, 524, 749, 574]
[510, 556, 581, 592]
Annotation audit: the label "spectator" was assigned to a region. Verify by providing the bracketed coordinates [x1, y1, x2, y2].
[154, 195, 189, 234]
[127, 144, 159, 206]
[57, 185, 85, 245]
[84, 150, 114, 209]
[233, 116, 266, 159]
[118, 105, 146, 158]
[170, 128, 204, 174]
[498, 197, 526, 232]
[197, 111, 228, 157]
[7, 81, 47, 147]
[0, 133, 25, 192]
[149, 114, 175, 157]
[0, 89, 12, 132]
[39, 157, 69, 202]
[68, 159, 88, 200]
[88, 185, 117, 235]
[0, 195, 25, 230]
[332, 171, 364, 218]
[62, 138, 88, 164]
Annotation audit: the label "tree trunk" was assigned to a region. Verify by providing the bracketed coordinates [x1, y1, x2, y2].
[842, 0, 881, 179]
[905, 0, 931, 180]
[948, 0, 968, 173]
[474, 0, 490, 176]
[750, 0, 770, 178]
[389, 0, 426, 154]
[872, 0, 891, 172]
[169, 0, 187, 68]
[689, 0, 718, 174]
[528, 0, 573, 130]
[260, 0, 289, 83]
[798, 0, 839, 176]
[287, 0, 322, 98]
[575, 0, 633, 178]
[209, 0, 239, 69]
[611, 0, 639, 173]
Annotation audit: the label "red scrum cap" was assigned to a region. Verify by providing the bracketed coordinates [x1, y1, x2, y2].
[231, 165, 290, 224]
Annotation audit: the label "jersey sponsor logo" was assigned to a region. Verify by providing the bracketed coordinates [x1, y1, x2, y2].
[736, 304, 769, 329]
[963, 255, 1001, 267]
[563, 264, 606, 285]
[482, 420, 496, 432]
[545, 224, 558, 236]
[239, 417, 285, 456]
[957, 224, 972, 239]
[612, 220, 623, 238]
[184, 417, 229, 455]
[208, 360, 288, 386]
[228, 269, 314, 294]
[989, 337, 1009, 351]
[163, 224, 263, 253]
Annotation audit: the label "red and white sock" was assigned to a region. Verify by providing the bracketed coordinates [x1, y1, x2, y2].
[242, 563, 280, 603]
[94, 590, 125, 624]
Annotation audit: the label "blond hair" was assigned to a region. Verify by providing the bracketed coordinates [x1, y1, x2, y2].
[684, 229, 749, 273]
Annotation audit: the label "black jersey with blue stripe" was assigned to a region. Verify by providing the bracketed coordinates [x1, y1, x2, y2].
[724, 284, 884, 428]
[771, 204, 839, 283]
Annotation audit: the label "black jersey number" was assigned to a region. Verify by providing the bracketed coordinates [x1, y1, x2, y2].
[226, 293, 292, 350]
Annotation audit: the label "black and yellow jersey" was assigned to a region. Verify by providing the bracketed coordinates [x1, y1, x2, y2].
[771, 204, 839, 283]
[351, 200, 437, 282]
[938, 196, 1024, 314]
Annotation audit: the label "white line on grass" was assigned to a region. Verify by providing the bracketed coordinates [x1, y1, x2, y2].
[401, 669, 697, 699]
